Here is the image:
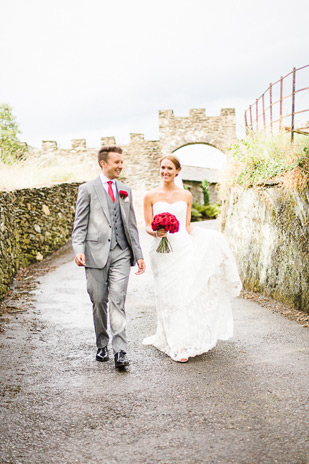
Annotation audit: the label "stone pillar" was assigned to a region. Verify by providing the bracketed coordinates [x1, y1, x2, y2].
[159, 109, 174, 118]
[71, 139, 87, 151]
[100, 137, 116, 146]
[42, 141, 57, 152]
[130, 133, 145, 143]
[220, 108, 237, 146]
[189, 108, 206, 118]
[220, 108, 235, 117]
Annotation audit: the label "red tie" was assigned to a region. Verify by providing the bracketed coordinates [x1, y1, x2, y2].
[107, 181, 115, 203]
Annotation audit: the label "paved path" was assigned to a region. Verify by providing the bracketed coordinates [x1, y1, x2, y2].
[0, 223, 308, 464]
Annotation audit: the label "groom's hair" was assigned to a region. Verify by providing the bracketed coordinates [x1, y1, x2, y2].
[98, 146, 123, 165]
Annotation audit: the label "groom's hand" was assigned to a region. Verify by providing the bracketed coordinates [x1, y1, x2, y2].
[135, 259, 146, 275]
[75, 253, 86, 266]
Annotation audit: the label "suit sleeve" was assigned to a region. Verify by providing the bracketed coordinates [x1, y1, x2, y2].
[128, 191, 144, 262]
[72, 184, 90, 256]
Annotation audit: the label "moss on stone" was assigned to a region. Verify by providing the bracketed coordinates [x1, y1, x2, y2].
[0, 182, 81, 299]
[221, 186, 309, 313]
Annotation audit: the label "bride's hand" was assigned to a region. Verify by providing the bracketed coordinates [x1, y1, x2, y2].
[157, 229, 167, 238]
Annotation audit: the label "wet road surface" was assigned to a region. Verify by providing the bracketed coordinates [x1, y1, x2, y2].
[0, 223, 308, 464]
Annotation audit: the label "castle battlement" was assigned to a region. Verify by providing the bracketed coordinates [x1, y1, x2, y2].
[25, 107, 237, 214]
[36, 108, 236, 154]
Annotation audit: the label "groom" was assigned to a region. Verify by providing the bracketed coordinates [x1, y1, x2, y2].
[72, 146, 145, 368]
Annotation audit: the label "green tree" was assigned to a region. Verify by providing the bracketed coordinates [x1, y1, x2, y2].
[0, 104, 27, 164]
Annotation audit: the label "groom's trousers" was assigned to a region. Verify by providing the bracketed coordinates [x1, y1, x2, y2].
[85, 245, 132, 354]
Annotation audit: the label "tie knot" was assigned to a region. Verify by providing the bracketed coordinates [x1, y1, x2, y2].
[108, 181, 113, 185]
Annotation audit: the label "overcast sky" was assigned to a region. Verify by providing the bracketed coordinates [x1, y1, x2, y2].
[1, 0, 308, 150]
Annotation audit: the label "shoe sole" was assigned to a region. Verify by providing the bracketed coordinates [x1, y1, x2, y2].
[96, 357, 109, 362]
[115, 362, 130, 368]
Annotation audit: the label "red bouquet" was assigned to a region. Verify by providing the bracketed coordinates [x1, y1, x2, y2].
[151, 212, 179, 253]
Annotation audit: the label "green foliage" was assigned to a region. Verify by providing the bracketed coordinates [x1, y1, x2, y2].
[0, 104, 27, 164]
[203, 204, 221, 218]
[201, 179, 210, 205]
[191, 202, 221, 221]
[191, 207, 202, 220]
[220, 132, 309, 193]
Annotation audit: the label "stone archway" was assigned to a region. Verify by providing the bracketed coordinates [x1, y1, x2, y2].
[172, 143, 227, 205]
[158, 108, 236, 156]
[172, 143, 227, 170]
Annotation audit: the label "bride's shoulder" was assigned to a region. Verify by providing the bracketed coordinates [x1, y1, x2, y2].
[144, 188, 160, 203]
[182, 188, 192, 203]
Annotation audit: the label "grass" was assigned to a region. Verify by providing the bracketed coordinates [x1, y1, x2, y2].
[220, 132, 309, 194]
[0, 155, 100, 190]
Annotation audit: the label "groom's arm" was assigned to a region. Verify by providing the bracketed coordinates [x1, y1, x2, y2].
[127, 193, 144, 263]
[72, 184, 90, 263]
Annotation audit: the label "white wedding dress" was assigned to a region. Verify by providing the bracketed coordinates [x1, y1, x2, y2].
[142, 201, 242, 362]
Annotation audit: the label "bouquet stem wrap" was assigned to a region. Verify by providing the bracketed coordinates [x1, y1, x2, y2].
[156, 236, 173, 253]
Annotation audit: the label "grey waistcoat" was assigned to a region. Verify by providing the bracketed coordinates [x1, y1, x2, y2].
[106, 191, 129, 251]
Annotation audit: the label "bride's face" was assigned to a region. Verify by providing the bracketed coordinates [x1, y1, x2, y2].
[160, 159, 179, 182]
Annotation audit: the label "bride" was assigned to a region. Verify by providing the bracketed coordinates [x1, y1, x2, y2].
[142, 154, 242, 362]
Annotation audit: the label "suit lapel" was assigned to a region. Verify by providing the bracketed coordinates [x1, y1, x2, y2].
[116, 180, 129, 224]
[93, 177, 111, 224]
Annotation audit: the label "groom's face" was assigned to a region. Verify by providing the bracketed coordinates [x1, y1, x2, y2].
[101, 152, 123, 179]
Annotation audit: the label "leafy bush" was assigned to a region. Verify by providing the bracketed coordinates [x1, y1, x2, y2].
[203, 204, 221, 218]
[192, 202, 206, 213]
[191, 202, 221, 221]
[191, 207, 202, 220]
[220, 132, 309, 194]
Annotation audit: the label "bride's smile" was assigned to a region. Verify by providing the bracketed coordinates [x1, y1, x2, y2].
[160, 159, 179, 183]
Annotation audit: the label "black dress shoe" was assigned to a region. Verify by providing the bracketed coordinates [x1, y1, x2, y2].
[114, 351, 129, 368]
[96, 347, 109, 362]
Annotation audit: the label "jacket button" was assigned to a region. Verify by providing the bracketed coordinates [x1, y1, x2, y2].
[108, 239, 111, 242]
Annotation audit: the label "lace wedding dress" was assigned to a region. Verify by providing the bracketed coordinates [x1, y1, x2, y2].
[142, 201, 242, 362]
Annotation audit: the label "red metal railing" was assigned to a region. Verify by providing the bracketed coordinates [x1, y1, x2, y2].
[244, 64, 309, 142]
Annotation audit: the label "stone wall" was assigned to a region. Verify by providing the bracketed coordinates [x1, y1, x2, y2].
[221, 186, 309, 312]
[0, 183, 80, 298]
[121, 133, 162, 190]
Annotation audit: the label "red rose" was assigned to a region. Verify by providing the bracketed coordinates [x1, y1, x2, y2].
[119, 190, 128, 199]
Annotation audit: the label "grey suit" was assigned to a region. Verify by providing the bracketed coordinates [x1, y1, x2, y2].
[72, 176, 143, 353]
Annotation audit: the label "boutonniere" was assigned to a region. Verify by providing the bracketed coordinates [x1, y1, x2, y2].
[119, 190, 129, 201]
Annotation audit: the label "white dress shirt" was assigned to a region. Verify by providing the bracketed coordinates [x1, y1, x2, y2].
[99, 173, 118, 199]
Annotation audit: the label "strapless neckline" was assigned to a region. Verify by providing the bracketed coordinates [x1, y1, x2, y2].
[152, 200, 187, 207]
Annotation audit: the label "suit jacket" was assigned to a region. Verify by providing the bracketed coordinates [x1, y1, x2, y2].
[72, 177, 143, 268]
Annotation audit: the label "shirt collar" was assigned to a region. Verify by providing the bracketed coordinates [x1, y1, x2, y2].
[100, 173, 115, 185]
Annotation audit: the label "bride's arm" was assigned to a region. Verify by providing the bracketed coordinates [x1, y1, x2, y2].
[185, 191, 193, 234]
[144, 192, 158, 237]
[144, 192, 167, 238]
